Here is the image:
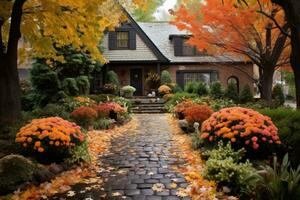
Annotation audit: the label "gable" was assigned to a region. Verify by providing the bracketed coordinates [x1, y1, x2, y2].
[102, 11, 168, 63]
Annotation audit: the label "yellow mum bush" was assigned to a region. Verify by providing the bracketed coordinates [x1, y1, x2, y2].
[158, 85, 172, 95]
[15, 117, 85, 153]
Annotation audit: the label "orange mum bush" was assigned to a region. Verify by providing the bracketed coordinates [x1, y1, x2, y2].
[201, 107, 280, 157]
[15, 117, 85, 154]
[71, 106, 98, 128]
[184, 104, 213, 125]
[174, 100, 196, 114]
[158, 85, 172, 95]
[95, 102, 126, 118]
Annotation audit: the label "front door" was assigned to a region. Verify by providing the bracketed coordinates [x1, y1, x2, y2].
[130, 69, 143, 96]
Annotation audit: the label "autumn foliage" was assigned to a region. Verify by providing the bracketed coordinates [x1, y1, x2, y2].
[184, 104, 213, 125]
[201, 107, 280, 156]
[71, 106, 98, 128]
[15, 117, 85, 153]
[158, 85, 172, 95]
[95, 102, 126, 118]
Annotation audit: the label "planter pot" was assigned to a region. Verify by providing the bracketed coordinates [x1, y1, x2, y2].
[176, 112, 185, 120]
[109, 111, 118, 121]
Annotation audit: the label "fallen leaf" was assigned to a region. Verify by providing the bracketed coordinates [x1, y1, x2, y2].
[152, 183, 165, 192]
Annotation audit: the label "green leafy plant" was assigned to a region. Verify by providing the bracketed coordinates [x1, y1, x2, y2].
[202, 142, 260, 197]
[93, 118, 111, 130]
[121, 85, 136, 98]
[194, 82, 209, 96]
[240, 84, 254, 103]
[103, 84, 118, 95]
[66, 140, 91, 165]
[210, 81, 223, 99]
[184, 82, 197, 93]
[254, 154, 300, 200]
[105, 70, 119, 89]
[272, 84, 285, 108]
[160, 70, 172, 85]
[224, 82, 239, 103]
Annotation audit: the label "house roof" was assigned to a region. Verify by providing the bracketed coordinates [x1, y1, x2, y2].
[138, 22, 244, 63]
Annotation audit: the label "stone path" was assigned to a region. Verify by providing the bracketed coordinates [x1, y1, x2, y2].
[51, 114, 191, 200]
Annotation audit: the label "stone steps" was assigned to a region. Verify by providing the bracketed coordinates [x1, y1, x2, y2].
[131, 97, 166, 114]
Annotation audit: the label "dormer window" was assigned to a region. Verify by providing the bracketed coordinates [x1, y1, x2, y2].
[117, 31, 129, 48]
[172, 35, 206, 57]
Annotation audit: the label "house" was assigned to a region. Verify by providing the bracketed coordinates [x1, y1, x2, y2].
[99, 12, 254, 96]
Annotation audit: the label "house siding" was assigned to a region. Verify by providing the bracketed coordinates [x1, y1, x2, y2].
[102, 34, 158, 61]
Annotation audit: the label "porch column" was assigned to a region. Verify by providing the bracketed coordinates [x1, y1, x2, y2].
[156, 63, 161, 75]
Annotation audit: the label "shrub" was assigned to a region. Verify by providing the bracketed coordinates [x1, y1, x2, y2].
[87, 94, 116, 103]
[121, 85, 136, 98]
[201, 107, 281, 158]
[254, 154, 300, 200]
[66, 140, 91, 165]
[71, 106, 98, 128]
[240, 84, 254, 103]
[210, 82, 223, 99]
[32, 103, 71, 120]
[165, 92, 198, 112]
[0, 155, 35, 195]
[163, 94, 175, 102]
[158, 85, 172, 95]
[146, 72, 160, 89]
[259, 109, 300, 167]
[203, 142, 259, 197]
[172, 84, 183, 93]
[160, 70, 172, 85]
[105, 70, 119, 87]
[15, 117, 85, 162]
[174, 100, 197, 119]
[184, 104, 213, 126]
[272, 84, 285, 107]
[184, 82, 197, 93]
[93, 118, 111, 130]
[194, 82, 209, 96]
[62, 78, 79, 96]
[224, 82, 239, 103]
[103, 83, 118, 94]
[95, 102, 126, 120]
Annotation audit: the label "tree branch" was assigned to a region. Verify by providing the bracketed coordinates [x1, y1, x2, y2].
[0, 20, 4, 56]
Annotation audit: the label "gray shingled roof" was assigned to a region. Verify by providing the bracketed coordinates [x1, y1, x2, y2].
[138, 22, 243, 63]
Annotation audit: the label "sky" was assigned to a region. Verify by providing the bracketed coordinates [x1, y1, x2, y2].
[154, 0, 177, 21]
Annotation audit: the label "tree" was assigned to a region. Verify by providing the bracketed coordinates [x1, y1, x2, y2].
[0, 0, 152, 124]
[269, 0, 300, 109]
[132, 0, 165, 22]
[171, 0, 290, 106]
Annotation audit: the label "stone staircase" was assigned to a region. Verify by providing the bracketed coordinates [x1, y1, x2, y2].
[131, 96, 166, 114]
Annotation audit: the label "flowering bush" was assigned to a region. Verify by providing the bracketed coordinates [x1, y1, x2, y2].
[158, 85, 172, 95]
[74, 96, 96, 105]
[201, 107, 280, 157]
[71, 106, 98, 128]
[173, 100, 197, 119]
[163, 94, 174, 102]
[184, 104, 213, 125]
[95, 102, 126, 120]
[121, 85, 136, 98]
[15, 117, 85, 156]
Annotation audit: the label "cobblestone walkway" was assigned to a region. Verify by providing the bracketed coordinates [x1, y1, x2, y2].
[52, 114, 191, 200]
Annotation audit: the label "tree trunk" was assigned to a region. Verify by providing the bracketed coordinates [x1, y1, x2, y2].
[259, 67, 275, 106]
[0, 57, 21, 124]
[290, 25, 300, 109]
[0, 0, 26, 124]
[272, 0, 300, 109]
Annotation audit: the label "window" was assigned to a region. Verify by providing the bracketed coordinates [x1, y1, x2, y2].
[182, 39, 195, 56]
[227, 76, 239, 92]
[117, 31, 129, 48]
[176, 71, 218, 88]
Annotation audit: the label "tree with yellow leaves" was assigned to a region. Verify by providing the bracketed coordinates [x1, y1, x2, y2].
[0, 0, 152, 124]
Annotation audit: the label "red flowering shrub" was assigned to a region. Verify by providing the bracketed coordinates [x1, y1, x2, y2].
[174, 100, 197, 119]
[95, 102, 126, 119]
[201, 107, 280, 157]
[184, 104, 213, 125]
[71, 106, 98, 128]
[15, 117, 85, 162]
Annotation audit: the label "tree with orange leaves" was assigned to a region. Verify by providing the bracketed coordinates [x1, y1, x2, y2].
[172, 0, 290, 105]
